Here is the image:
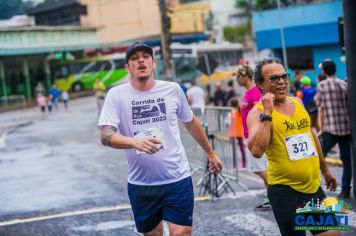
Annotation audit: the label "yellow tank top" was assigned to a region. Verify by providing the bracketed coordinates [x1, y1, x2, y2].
[255, 97, 320, 193]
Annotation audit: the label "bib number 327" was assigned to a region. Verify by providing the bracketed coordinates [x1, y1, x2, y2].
[285, 133, 316, 161]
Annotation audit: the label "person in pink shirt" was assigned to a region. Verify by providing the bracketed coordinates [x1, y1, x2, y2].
[235, 65, 271, 210]
[36, 93, 47, 113]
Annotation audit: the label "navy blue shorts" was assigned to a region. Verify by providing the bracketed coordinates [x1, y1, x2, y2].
[128, 176, 194, 233]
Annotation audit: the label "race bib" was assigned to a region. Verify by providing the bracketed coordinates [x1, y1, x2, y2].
[284, 133, 316, 161]
[133, 126, 165, 155]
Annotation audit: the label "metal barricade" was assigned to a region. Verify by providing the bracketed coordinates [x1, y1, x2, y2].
[205, 107, 236, 178]
[179, 106, 248, 198]
[179, 107, 207, 175]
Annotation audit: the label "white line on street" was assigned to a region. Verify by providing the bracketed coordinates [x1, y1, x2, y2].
[0, 197, 211, 227]
[0, 204, 131, 227]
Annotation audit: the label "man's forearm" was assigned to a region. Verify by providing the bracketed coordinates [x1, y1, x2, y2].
[248, 122, 272, 157]
[319, 107, 324, 131]
[184, 116, 213, 154]
[100, 125, 133, 149]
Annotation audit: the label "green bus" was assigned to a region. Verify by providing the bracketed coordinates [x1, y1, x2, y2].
[51, 53, 128, 92]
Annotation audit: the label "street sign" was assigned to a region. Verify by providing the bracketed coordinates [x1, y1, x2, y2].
[196, 54, 218, 76]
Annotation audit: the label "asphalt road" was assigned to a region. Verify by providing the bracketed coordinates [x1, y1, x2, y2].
[0, 96, 355, 236]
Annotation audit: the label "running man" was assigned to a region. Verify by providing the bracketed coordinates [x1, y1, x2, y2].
[93, 79, 106, 114]
[98, 42, 222, 235]
[247, 58, 338, 236]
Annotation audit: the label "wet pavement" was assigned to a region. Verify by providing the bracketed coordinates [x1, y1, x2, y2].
[0, 96, 355, 236]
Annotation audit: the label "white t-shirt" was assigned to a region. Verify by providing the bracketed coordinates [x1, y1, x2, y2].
[61, 91, 69, 101]
[187, 85, 205, 108]
[98, 80, 193, 185]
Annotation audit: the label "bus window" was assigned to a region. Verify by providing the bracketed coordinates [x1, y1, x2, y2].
[70, 63, 85, 74]
[114, 59, 125, 68]
[102, 60, 114, 70]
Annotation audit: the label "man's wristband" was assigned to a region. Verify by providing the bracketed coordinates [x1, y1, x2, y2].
[207, 150, 216, 159]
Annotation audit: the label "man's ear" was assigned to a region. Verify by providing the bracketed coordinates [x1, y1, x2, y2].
[152, 58, 156, 69]
[124, 64, 129, 72]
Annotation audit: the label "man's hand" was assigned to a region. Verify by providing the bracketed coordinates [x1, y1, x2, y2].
[317, 128, 323, 137]
[131, 137, 162, 154]
[261, 92, 275, 115]
[323, 170, 337, 192]
[208, 155, 223, 173]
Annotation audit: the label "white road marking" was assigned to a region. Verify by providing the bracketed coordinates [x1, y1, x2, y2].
[0, 204, 131, 227]
[0, 197, 210, 227]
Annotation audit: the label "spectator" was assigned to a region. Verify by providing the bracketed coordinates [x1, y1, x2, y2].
[49, 84, 61, 110]
[297, 77, 318, 131]
[36, 93, 46, 113]
[186, 80, 206, 115]
[93, 79, 106, 114]
[318, 59, 351, 199]
[223, 80, 236, 106]
[235, 65, 271, 210]
[47, 94, 53, 113]
[213, 81, 225, 106]
[34, 82, 46, 97]
[227, 97, 246, 169]
[290, 70, 304, 96]
[61, 90, 69, 110]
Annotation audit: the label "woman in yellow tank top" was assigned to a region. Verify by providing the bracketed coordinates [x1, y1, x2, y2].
[246, 58, 339, 236]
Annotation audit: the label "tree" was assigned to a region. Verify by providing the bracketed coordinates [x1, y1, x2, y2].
[225, 0, 322, 44]
[236, 0, 321, 13]
[223, 20, 251, 43]
[0, 0, 35, 20]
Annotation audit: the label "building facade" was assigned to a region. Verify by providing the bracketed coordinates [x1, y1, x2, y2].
[27, 0, 212, 44]
[252, 0, 346, 82]
[0, 26, 98, 100]
[0, 0, 213, 103]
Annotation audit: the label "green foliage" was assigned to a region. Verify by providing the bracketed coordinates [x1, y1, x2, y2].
[236, 0, 276, 12]
[235, 0, 318, 12]
[223, 20, 251, 43]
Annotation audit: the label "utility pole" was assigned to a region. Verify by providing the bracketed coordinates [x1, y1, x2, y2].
[158, 0, 173, 81]
[342, 0, 356, 198]
[276, 0, 288, 69]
